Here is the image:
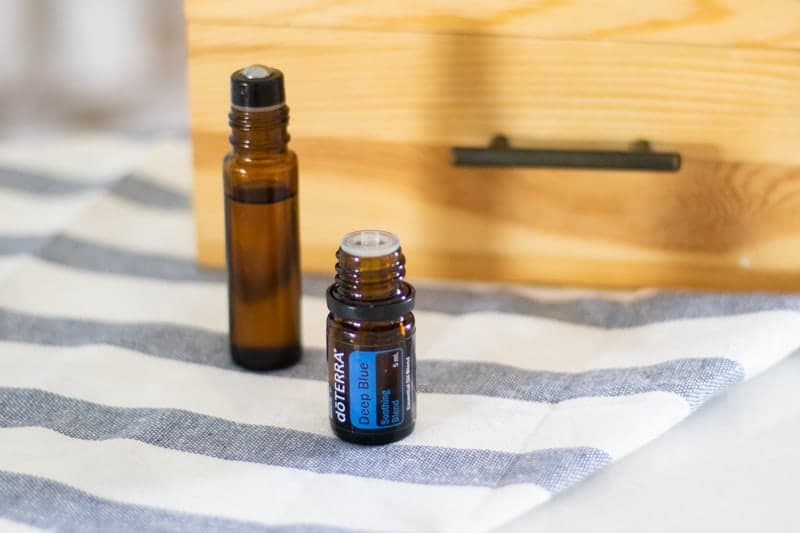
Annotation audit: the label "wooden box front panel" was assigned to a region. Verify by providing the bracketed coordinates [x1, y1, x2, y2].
[186, 21, 800, 290]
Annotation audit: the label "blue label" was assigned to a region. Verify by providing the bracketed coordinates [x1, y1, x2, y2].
[349, 351, 377, 429]
[349, 349, 404, 430]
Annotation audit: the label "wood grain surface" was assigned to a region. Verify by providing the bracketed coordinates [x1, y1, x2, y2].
[187, 21, 800, 289]
[185, 0, 800, 49]
[188, 25, 800, 166]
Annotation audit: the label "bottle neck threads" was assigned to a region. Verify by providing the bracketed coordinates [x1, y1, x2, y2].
[333, 249, 407, 303]
[228, 105, 289, 154]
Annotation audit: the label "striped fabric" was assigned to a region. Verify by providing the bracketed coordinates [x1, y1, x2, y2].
[1, 135, 799, 532]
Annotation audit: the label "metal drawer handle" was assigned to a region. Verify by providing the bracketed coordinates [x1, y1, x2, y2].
[452, 135, 681, 172]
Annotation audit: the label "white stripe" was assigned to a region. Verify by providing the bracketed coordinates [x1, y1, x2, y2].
[65, 194, 195, 257]
[508, 284, 660, 303]
[0, 135, 153, 183]
[0, 189, 100, 234]
[0, 257, 25, 281]
[0, 518, 43, 533]
[0, 427, 550, 533]
[417, 276, 659, 303]
[3, 260, 800, 377]
[0, 259, 226, 330]
[418, 308, 800, 378]
[131, 138, 192, 192]
[0, 341, 690, 457]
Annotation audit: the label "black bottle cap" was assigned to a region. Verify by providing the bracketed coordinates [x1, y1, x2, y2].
[230, 65, 285, 108]
[326, 283, 416, 321]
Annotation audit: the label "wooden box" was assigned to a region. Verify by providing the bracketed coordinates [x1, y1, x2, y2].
[185, 1, 800, 290]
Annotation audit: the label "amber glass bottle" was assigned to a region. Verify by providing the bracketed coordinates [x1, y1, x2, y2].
[326, 230, 416, 444]
[223, 65, 301, 370]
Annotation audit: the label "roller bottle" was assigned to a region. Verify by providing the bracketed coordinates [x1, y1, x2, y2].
[223, 65, 301, 370]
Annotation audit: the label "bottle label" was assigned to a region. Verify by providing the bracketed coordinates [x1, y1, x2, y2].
[349, 348, 405, 429]
[328, 334, 415, 434]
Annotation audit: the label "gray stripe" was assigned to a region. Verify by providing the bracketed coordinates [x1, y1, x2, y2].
[0, 308, 744, 408]
[411, 285, 800, 329]
[108, 174, 190, 210]
[0, 165, 189, 211]
[0, 166, 97, 195]
[15, 231, 800, 327]
[37, 235, 222, 282]
[0, 236, 48, 256]
[0, 308, 232, 368]
[0, 388, 610, 492]
[0, 164, 189, 215]
[0, 470, 354, 533]
[423, 358, 743, 410]
[311, 274, 800, 328]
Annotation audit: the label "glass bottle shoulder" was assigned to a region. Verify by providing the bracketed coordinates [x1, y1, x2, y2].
[327, 312, 414, 329]
[327, 312, 415, 344]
